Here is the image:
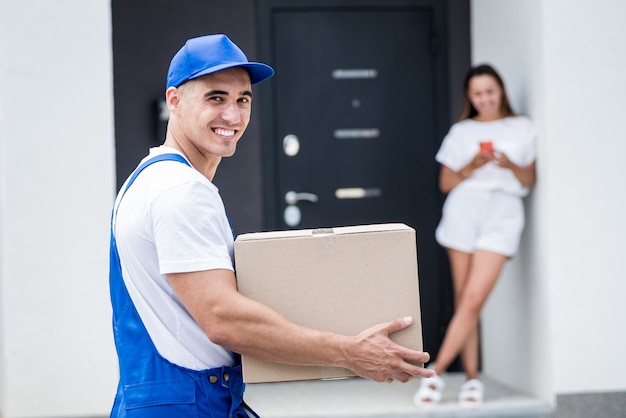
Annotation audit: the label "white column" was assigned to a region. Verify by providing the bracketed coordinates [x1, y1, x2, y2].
[0, 1, 118, 416]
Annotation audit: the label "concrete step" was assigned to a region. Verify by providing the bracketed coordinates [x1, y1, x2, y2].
[244, 372, 553, 417]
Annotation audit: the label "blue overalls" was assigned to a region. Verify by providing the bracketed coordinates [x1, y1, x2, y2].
[109, 154, 257, 418]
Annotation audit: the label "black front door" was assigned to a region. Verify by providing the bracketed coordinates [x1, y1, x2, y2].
[259, 0, 453, 365]
[269, 7, 439, 230]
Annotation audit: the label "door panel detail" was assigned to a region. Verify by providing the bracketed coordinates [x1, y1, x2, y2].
[335, 187, 382, 200]
[333, 129, 380, 139]
[282, 134, 300, 156]
[332, 68, 378, 79]
[284, 191, 319, 205]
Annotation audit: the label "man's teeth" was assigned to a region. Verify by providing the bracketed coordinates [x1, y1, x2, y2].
[214, 128, 235, 137]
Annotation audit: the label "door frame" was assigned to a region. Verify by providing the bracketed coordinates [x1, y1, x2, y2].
[257, 0, 450, 230]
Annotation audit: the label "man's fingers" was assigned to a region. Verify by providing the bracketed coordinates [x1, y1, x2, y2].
[393, 371, 415, 383]
[378, 317, 434, 374]
[400, 347, 431, 365]
[380, 316, 413, 336]
[353, 317, 435, 384]
[388, 365, 432, 383]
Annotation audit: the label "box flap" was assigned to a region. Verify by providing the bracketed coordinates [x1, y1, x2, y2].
[235, 223, 412, 242]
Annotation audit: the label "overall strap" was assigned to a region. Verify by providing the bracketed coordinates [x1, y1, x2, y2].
[122, 153, 190, 197]
[111, 153, 191, 226]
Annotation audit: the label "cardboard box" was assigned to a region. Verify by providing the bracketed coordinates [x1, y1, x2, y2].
[234, 223, 423, 383]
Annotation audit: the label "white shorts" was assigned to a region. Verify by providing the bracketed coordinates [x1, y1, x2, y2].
[435, 186, 525, 257]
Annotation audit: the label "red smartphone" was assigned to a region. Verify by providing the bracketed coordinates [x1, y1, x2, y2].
[479, 140, 494, 154]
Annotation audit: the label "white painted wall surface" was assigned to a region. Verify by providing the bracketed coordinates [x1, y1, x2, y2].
[0, 1, 118, 417]
[473, 0, 626, 403]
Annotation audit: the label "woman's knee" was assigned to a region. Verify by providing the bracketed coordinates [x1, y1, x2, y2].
[458, 290, 487, 316]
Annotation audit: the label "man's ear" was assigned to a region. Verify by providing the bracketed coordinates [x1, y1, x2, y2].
[165, 86, 181, 111]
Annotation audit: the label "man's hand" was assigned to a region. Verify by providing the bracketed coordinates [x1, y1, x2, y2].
[340, 316, 434, 383]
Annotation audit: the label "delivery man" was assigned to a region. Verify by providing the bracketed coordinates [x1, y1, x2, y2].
[109, 33, 434, 417]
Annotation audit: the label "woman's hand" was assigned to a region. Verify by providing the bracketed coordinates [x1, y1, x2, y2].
[495, 151, 536, 187]
[439, 150, 494, 193]
[493, 151, 512, 168]
[471, 149, 495, 169]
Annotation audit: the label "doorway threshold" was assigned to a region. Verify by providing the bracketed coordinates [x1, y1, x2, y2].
[244, 372, 553, 417]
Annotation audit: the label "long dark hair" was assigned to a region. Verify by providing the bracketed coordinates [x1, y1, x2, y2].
[458, 64, 516, 121]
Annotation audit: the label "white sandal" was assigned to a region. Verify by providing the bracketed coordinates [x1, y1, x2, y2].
[458, 378, 484, 408]
[413, 372, 445, 408]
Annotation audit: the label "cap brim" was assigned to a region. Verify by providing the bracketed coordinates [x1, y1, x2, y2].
[189, 61, 275, 85]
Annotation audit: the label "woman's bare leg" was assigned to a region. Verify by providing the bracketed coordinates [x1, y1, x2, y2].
[461, 326, 480, 380]
[433, 249, 507, 377]
[445, 249, 477, 378]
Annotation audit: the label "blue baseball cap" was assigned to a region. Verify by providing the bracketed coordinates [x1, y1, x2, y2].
[166, 34, 275, 89]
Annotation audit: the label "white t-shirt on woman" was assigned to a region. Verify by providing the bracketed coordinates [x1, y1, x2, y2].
[435, 116, 537, 197]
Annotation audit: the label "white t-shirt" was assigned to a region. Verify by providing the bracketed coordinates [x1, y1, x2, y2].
[436, 116, 537, 197]
[113, 146, 236, 370]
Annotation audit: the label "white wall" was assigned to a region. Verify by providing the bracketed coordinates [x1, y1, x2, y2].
[473, 0, 626, 403]
[0, 1, 118, 417]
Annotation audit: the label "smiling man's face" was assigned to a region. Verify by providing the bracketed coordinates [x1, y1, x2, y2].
[173, 67, 253, 160]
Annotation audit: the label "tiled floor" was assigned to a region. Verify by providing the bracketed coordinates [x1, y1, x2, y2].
[244, 372, 553, 417]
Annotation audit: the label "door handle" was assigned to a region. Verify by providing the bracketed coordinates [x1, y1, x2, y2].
[285, 191, 319, 205]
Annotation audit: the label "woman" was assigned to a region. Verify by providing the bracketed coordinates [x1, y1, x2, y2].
[414, 64, 537, 408]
